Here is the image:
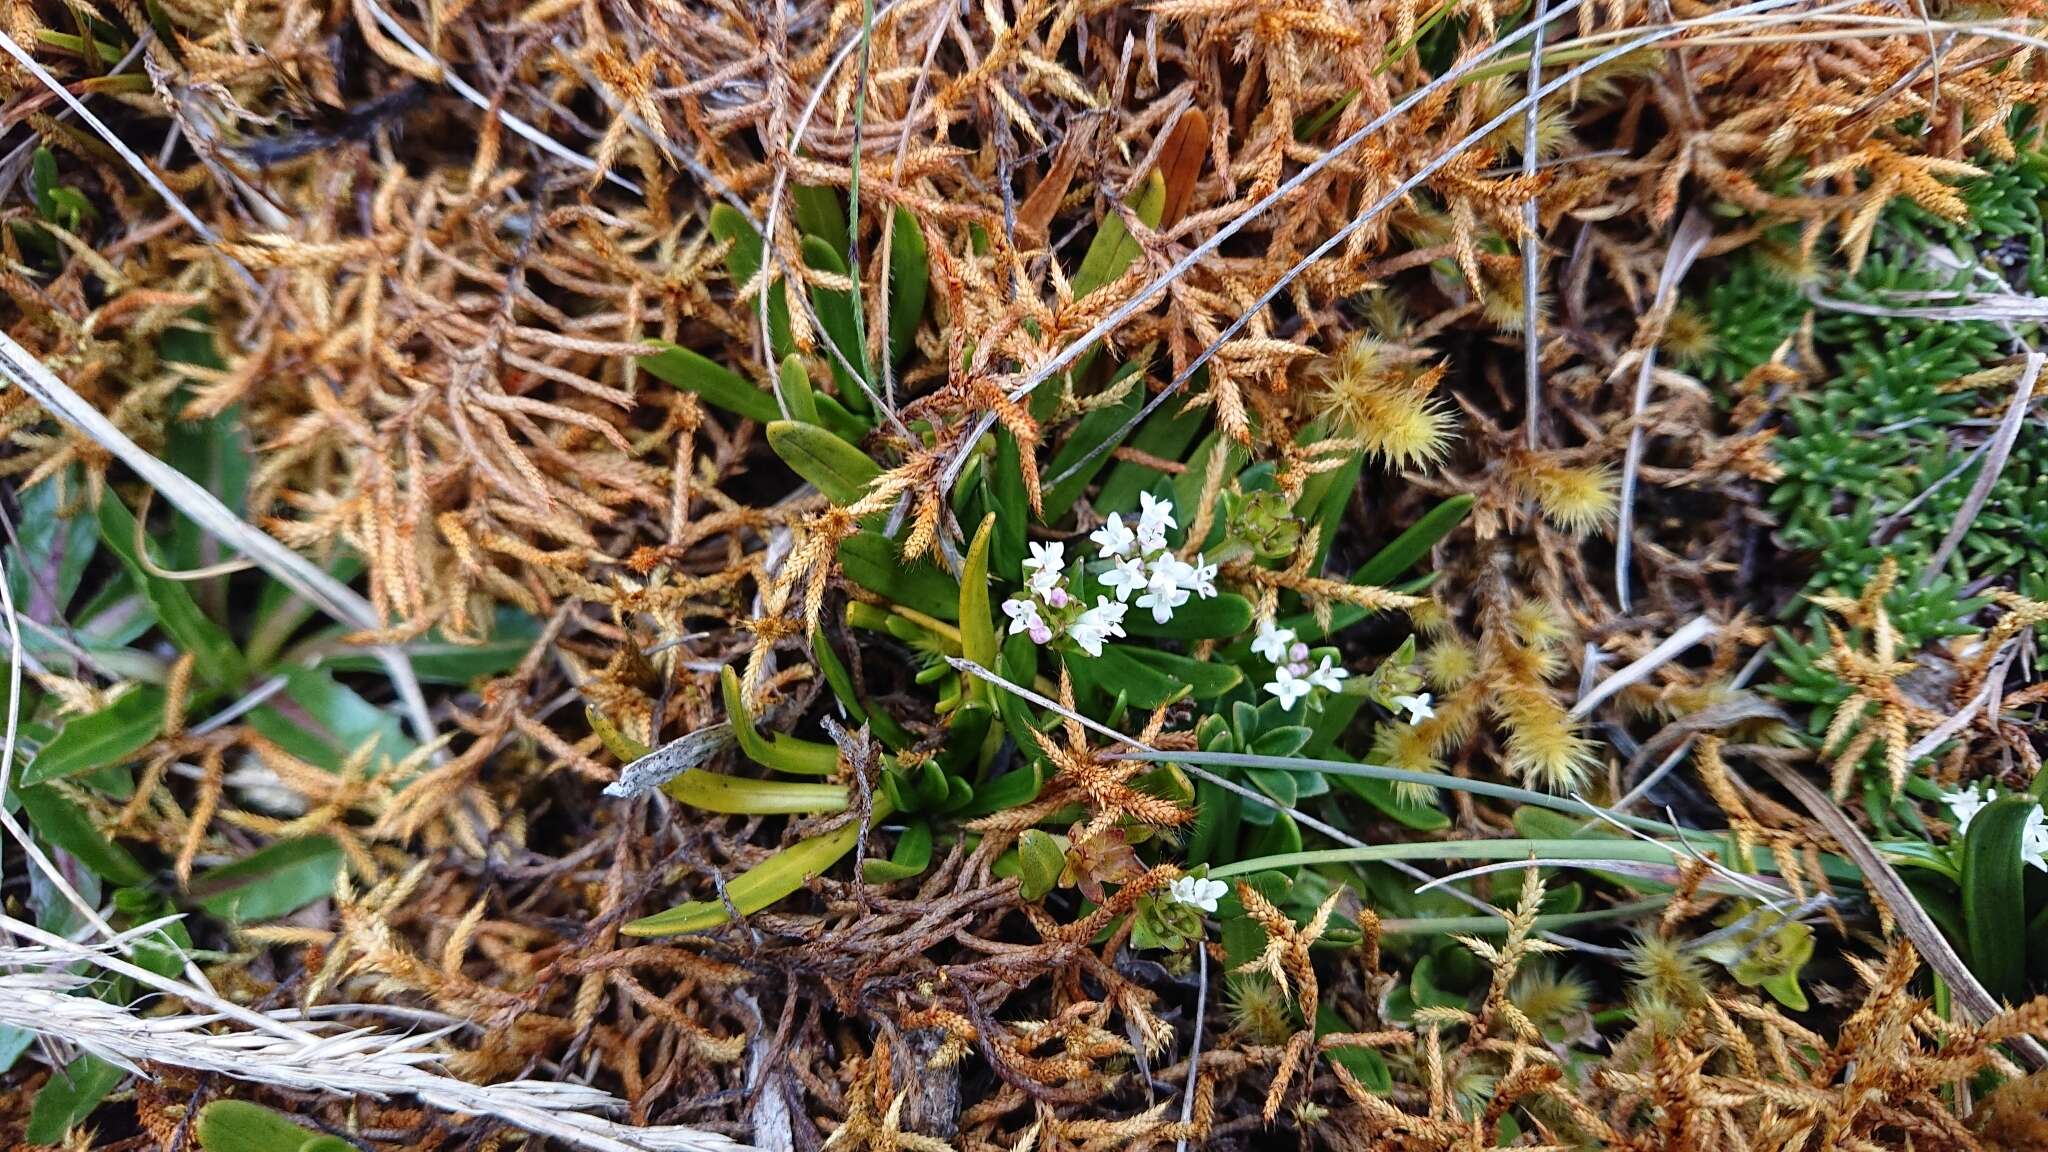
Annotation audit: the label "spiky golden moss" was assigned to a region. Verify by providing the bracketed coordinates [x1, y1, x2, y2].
[1511, 453, 1618, 537]
[1309, 333, 1456, 470]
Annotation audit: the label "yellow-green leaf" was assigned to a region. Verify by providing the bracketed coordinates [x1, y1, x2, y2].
[1073, 170, 1166, 299]
[661, 771, 847, 814]
[624, 792, 895, 936]
[722, 666, 839, 775]
[960, 514, 998, 702]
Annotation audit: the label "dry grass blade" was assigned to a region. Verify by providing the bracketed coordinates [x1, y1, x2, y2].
[0, 915, 752, 1152]
[1570, 615, 1717, 719]
[1919, 350, 2042, 584]
[1613, 208, 1711, 613]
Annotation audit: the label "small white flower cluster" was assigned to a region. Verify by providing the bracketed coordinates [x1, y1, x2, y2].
[1252, 622, 1348, 710]
[1167, 874, 1229, 913]
[1090, 492, 1218, 624]
[1943, 783, 2048, 870]
[1001, 540, 1130, 656]
[1001, 493, 1220, 659]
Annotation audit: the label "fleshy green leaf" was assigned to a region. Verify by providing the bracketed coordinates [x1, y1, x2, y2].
[1962, 795, 2035, 1004]
[887, 206, 929, 367]
[1073, 171, 1166, 299]
[709, 204, 792, 360]
[1122, 593, 1254, 640]
[800, 234, 872, 409]
[640, 341, 780, 424]
[722, 666, 840, 775]
[1353, 494, 1474, 587]
[1042, 360, 1146, 514]
[661, 771, 847, 814]
[775, 352, 820, 426]
[862, 819, 933, 882]
[960, 515, 999, 702]
[792, 184, 849, 253]
[624, 796, 889, 935]
[1017, 828, 1065, 901]
[989, 430, 1028, 571]
[963, 762, 1043, 818]
[838, 531, 959, 620]
[1110, 645, 1242, 702]
[1096, 395, 1206, 513]
[767, 420, 880, 506]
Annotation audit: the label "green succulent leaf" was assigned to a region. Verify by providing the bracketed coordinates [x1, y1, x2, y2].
[722, 666, 840, 776]
[708, 203, 792, 359]
[1122, 593, 1254, 640]
[837, 531, 960, 620]
[1017, 828, 1066, 901]
[767, 420, 881, 505]
[887, 205, 929, 367]
[775, 352, 820, 425]
[661, 771, 848, 815]
[624, 793, 892, 935]
[1962, 796, 2036, 1005]
[960, 514, 1000, 701]
[641, 341, 780, 424]
[862, 819, 934, 882]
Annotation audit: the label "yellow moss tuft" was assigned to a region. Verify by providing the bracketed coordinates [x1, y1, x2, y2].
[1422, 638, 1479, 689]
[1517, 457, 1619, 536]
[1310, 334, 1456, 470]
[1494, 683, 1597, 793]
[1659, 302, 1716, 364]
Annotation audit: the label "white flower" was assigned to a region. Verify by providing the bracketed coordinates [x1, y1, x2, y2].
[1168, 875, 1228, 913]
[1137, 491, 1177, 550]
[2026, 805, 2048, 872]
[1002, 597, 1044, 637]
[1944, 784, 1993, 836]
[1069, 597, 1128, 657]
[1307, 655, 1349, 692]
[1090, 513, 1137, 559]
[1265, 665, 1312, 710]
[1024, 541, 1066, 595]
[1183, 554, 1219, 598]
[1392, 692, 1435, 724]
[1100, 555, 1149, 602]
[1136, 558, 1192, 622]
[1138, 583, 1190, 624]
[1252, 623, 1296, 663]
[1150, 552, 1195, 588]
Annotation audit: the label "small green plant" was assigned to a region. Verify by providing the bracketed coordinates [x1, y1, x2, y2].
[198, 1100, 353, 1152]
